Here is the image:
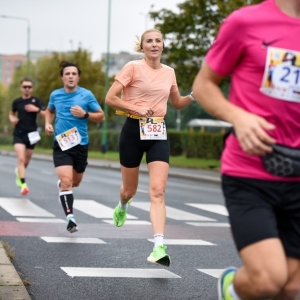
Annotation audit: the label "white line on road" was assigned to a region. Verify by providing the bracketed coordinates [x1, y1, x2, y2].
[0, 198, 55, 217]
[61, 267, 181, 278]
[74, 200, 137, 219]
[148, 239, 216, 245]
[40, 237, 106, 244]
[186, 204, 229, 216]
[131, 202, 216, 221]
[198, 269, 225, 279]
[103, 220, 151, 225]
[186, 222, 230, 227]
[16, 218, 64, 223]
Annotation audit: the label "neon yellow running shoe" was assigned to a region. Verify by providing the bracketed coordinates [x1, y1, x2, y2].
[113, 199, 132, 227]
[15, 168, 22, 187]
[218, 267, 237, 300]
[147, 245, 171, 267]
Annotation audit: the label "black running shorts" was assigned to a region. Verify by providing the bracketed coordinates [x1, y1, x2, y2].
[13, 131, 36, 150]
[53, 141, 88, 173]
[222, 174, 300, 259]
[119, 117, 170, 168]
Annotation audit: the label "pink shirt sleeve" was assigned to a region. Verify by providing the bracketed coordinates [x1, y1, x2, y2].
[205, 10, 247, 76]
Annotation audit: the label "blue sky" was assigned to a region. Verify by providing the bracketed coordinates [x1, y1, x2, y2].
[0, 0, 181, 60]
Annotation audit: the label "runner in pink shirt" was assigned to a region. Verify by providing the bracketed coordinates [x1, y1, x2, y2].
[193, 0, 300, 299]
[106, 29, 194, 267]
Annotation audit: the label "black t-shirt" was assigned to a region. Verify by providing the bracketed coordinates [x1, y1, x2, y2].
[12, 96, 45, 133]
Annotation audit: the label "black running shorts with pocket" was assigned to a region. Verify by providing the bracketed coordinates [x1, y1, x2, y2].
[53, 141, 88, 173]
[13, 130, 36, 150]
[119, 117, 170, 168]
[222, 174, 300, 259]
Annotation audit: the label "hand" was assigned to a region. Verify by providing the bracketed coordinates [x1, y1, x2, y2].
[25, 104, 40, 112]
[10, 116, 19, 125]
[45, 123, 54, 136]
[233, 112, 276, 156]
[70, 106, 85, 118]
[136, 107, 154, 117]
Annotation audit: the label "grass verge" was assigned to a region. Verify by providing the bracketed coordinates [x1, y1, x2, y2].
[0, 145, 220, 171]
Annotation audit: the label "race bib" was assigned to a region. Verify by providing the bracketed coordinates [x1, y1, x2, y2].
[56, 127, 81, 151]
[27, 131, 41, 145]
[260, 47, 300, 102]
[139, 117, 167, 140]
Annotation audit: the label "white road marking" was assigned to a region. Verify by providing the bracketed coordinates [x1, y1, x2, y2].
[40, 237, 106, 244]
[148, 239, 216, 246]
[0, 197, 55, 217]
[186, 222, 230, 227]
[198, 269, 225, 279]
[61, 267, 181, 278]
[74, 200, 137, 219]
[131, 202, 216, 221]
[102, 220, 151, 225]
[137, 189, 148, 193]
[186, 204, 229, 216]
[16, 218, 64, 223]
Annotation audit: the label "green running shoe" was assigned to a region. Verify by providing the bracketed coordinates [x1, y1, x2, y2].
[217, 267, 237, 300]
[147, 245, 171, 267]
[113, 199, 132, 227]
[15, 168, 22, 187]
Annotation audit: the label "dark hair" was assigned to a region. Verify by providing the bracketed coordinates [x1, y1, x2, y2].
[20, 77, 32, 84]
[59, 61, 81, 76]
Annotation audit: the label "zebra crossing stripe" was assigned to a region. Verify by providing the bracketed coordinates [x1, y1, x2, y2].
[131, 202, 216, 221]
[73, 200, 137, 219]
[16, 218, 64, 223]
[186, 204, 229, 216]
[0, 197, 54, 217]
[147, 239, 216, 245]
[198, 269, 225, 278]
[102, 220, 151, 225]
[186, 222, 230, 227]
[40, 237, 106, 244]
[61, 267, 181, 278]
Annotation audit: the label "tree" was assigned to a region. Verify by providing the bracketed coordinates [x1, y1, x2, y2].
[150, 0, 263, 128]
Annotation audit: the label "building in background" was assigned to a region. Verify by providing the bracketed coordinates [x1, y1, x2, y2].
[101, 51, 141, 77]
[0, 54, 25, 86]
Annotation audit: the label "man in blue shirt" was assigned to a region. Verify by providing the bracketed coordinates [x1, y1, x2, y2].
[45, 61, 104, 233]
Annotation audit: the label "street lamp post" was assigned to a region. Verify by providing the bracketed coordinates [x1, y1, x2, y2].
[101, 0, 111, 153]
[0, 15, 30, 76]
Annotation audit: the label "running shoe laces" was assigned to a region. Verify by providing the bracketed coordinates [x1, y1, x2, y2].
[217, 267, 237, 300]
[147, 245, 171, 267]
[113, 199, 132, 227]
[15, 168, 22, 187]
[20, 183, 29, 196]
[66, 215, 78, 233]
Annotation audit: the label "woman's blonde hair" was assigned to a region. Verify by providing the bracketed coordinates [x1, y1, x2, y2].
[134, 29, 164, 53]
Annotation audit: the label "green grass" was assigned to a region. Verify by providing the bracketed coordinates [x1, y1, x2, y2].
[0, 145, 220, 171]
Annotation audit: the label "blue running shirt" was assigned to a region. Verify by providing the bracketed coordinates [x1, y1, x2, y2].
[48, 87, 101, 145]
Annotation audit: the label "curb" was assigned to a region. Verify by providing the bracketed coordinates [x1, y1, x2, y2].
[0, 241, 32, 300]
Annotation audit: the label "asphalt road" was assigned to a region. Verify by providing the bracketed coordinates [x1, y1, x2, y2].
[0, 155, 241, 300]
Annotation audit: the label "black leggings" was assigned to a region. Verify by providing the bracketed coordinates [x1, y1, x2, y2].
[119, 118, 170, 168]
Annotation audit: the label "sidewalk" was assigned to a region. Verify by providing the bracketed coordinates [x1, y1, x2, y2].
[0, 150, 220, 300]
[0, 241, 31, 300]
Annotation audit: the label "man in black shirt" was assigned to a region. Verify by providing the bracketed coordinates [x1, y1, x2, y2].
[9, 77, 45, 195]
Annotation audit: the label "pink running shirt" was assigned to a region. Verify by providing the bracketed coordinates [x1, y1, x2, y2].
[115, 58, 178, 117]
[205, 0, 300, 181]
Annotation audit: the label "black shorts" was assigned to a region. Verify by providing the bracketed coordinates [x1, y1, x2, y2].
[119, 117, 170, 168]
[13, 131, 36, 150]
[222, 174, 300, 259]
[53, 141, 88, 173]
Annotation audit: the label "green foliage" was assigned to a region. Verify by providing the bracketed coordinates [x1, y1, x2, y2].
[150, 0, 263, 91]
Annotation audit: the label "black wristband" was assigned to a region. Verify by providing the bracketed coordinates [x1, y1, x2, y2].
[83, 112, 89, 119]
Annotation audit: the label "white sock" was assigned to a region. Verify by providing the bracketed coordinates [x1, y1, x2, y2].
[154, 234, 164, 248]
[229, 284, 242, 300]
[119, 201, 128, 210]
